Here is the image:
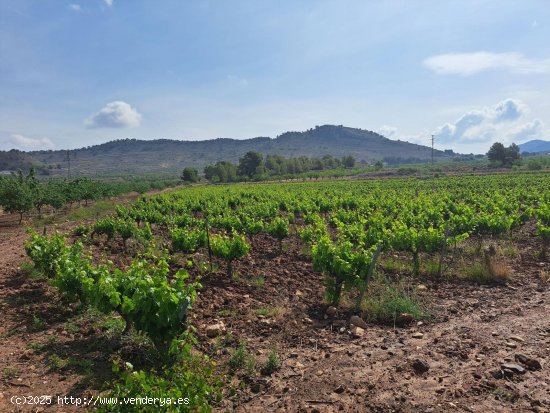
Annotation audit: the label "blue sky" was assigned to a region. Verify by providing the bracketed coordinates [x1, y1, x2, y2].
[1, 0, 549, 154]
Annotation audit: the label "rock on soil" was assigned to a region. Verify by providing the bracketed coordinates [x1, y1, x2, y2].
[412, 359, 430, 374]
[206, 321, 226, 338]
[350, 315, 368, 329]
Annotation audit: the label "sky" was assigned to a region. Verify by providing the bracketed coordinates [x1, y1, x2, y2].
[1, 0, 549, 154]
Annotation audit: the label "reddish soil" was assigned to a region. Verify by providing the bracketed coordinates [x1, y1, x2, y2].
[1, 207, 549, 412]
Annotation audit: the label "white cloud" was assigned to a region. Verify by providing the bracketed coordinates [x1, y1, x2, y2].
[433, 99, 533, 144]
[9, 134, 54, 150]
[85, 101, 142, 129]
[510, 119, 544, 142]
[69, 4, 81, 12]
[103, 0, 113, 7]
[493, 98, 526, 122]
[376, 125, 397, 138]
[423, 52, 550, 76]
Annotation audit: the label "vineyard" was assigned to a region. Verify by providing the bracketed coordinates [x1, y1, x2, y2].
[2, 171, 550, 412]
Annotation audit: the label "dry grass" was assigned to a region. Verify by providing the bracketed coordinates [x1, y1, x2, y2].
[486, 260, 512, 283]
[540, 270, 549, 283]
[464, 258, 511, 285]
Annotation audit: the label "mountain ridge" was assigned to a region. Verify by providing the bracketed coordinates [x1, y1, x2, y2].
[518, 139, 550, 154]
[1, 125, 451, 177]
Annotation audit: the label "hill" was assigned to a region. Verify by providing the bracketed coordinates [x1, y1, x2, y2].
[0, 125, 450, 177]
[518, 139, 550, 154]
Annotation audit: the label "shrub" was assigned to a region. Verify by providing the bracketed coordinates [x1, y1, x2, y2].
[210, 232, 250, 277]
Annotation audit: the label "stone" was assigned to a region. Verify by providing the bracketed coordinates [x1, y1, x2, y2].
[350, 325, 365, 337]
[206, 322, 226, 338]
[417, 284, 428, 291]
[326, 306, 338, 317]
[505, 342, 517, 349]
[334, 385, 346, 394]
[509, 335, 525, 343]
[412, 332, 424, 339]
[350, 315, 368, 329]
[501, 363, 526, 375]
[490, 369, 504, 379]
[412, 359, 430, 374]
[515, 354, 542, 371]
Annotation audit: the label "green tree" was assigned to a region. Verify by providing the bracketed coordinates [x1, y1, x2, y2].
[504, 143, 521, 166]
[342, 155, 355, 168]
[0, 175, 34, 223]
[238, 151, 263, 177]
[181, 167, 199, 183]
[487, 142, 520, 167]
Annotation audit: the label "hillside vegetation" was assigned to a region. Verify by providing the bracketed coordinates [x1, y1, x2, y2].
[0, 125, 449, 177]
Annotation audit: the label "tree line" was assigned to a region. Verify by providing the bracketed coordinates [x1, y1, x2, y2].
[182, 152, 357, 183]
[0, 169, 177, 223]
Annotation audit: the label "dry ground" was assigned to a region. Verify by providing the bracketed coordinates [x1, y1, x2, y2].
[0, 205, 549, 413]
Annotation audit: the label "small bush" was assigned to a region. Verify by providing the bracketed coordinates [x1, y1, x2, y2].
[464, 259, 510, 284]
[262, 348, 280, 375]
[100, 335, 221, 412]
[228, 341, 248, 372]
[361, 277, 426, 324]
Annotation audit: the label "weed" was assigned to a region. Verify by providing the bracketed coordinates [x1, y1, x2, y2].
[67, 200, 115, 221]
[464, 259, 510, 285]
[0, 328, 18, 338]
[66, 357, 94, 374]
[380, 255, 408, 273]
[249, 275, 265, 288]
[32, 215, 56, 227]
[262, 348, 280, 375]
[493, 387, 520, 403]
[229, 341, 248, 373]
[217, 308, 238, 318]
[3, 367, 19, 381]
[254, 307, 280, 317]
[27, 341, 45, 352]
[486, 260, 511, 282]
[64, 321, 81, 334]
[31, 315, 45, 331]
[360, 276, 426, 324]
[96, 316, 125, 335]
[73, 225, 89, 236]
[19, 261, 43, 279]
[465, 262, 491, 283]
[214, 331, 234, 352]
[245, 356, 257, 378]
[48, 354, 67, 371]
[422, 259, 440, 277]
[499, 243, 518, 258]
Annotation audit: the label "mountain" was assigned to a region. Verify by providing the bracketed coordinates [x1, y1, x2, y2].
[0, 125, 451, 177]
[518, 139, 550, 154]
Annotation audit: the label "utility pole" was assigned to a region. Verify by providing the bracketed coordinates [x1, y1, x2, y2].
[431, 135, 435, 165]
[66, 150, 71, 179]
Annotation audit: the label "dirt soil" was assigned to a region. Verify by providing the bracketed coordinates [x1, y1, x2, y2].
[0, 208, 549, 412]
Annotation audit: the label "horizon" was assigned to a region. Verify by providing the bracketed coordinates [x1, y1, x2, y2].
[1, 1, 549, 154]
[0, 123, 489, 156]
